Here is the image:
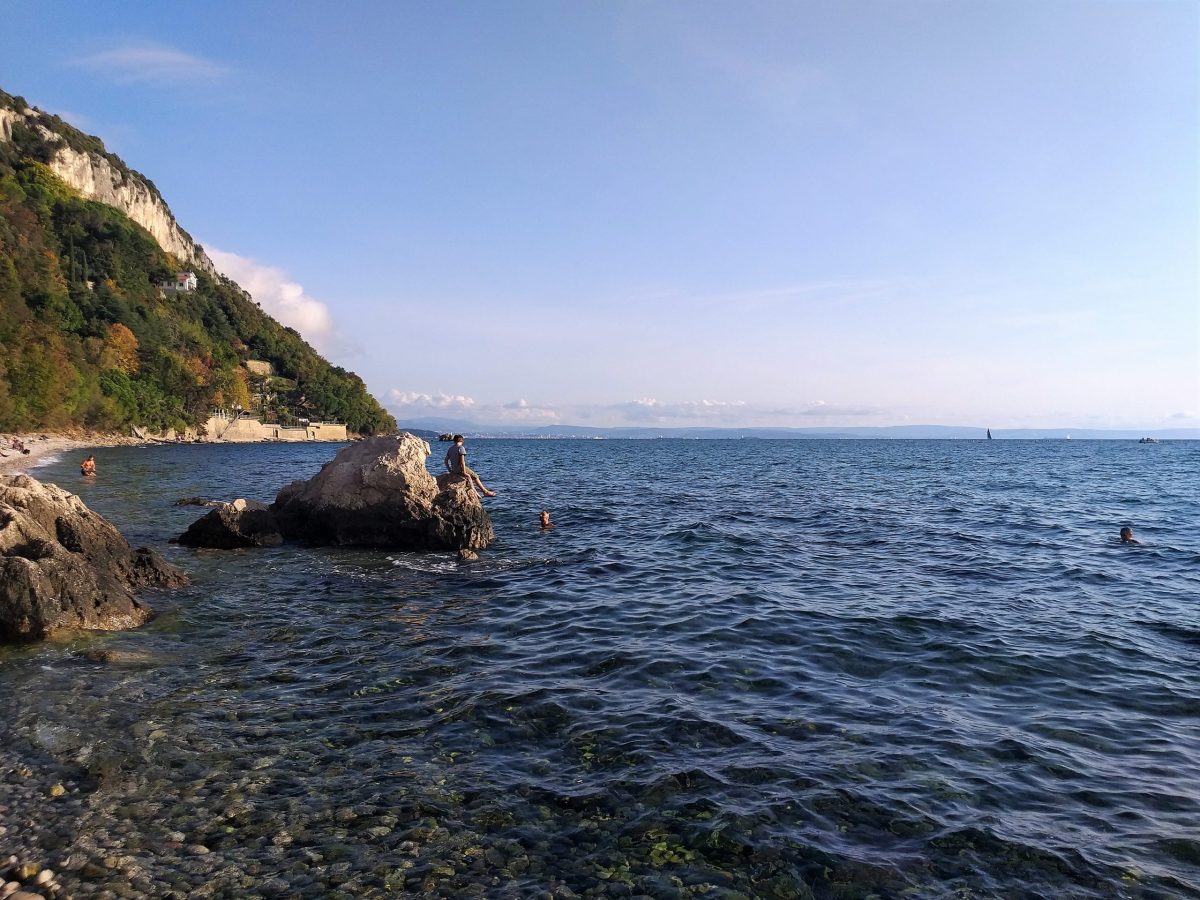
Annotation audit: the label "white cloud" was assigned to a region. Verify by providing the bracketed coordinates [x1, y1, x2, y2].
[387, 392, 561, 424]
[388, 391, 476, 410]
[616, 398, 749, 422]
[70, 43, 233, 84]
[383, 392, 884, 428]
[207, 247, 338, 353]
[500, 399, 561, 421]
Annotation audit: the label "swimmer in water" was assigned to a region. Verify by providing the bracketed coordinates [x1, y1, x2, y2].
[540, 510, 554, 529]
[1119, 526, 1140, 545]
[80, 455, 97, 477]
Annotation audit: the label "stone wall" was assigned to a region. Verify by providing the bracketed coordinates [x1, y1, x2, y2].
[203, 416, 348, 443]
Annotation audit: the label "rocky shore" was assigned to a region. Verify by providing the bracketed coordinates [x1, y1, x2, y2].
[0, 476, 187, 643]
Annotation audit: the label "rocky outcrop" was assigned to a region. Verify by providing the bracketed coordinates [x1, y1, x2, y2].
[174, 499, 283, 549]
[431, 474, 496, 551]
[0, 474, 188, 644]
[0, 104, 214, 273]
[271, 434, 494, 551]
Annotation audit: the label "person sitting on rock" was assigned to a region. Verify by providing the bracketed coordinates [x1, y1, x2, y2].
[80, 455, 97, 477]
[443, 435, 496, 498]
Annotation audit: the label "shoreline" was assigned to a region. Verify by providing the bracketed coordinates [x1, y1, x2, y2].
[0, 432, 144, 476]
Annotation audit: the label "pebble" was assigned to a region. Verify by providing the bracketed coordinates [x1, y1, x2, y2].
[32, 872, 51, 887]
[185, 845, 210, 856]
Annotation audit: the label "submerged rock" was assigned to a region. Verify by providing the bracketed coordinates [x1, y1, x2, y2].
[0, 474, 188, 644]
[175, 499, 283, 549]
[271, 434, 494, 551]
[74, 648, 159, 665]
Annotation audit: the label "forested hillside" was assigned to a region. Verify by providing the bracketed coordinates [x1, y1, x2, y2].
[0, 89, 394, 435]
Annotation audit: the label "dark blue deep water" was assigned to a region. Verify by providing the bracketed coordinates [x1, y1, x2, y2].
[2, 439, 1198, 899]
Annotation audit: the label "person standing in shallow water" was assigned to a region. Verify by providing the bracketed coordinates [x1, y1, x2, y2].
[80, 455, 96, 477]
[443, 435, 496, 498]
[540, 510, 554, 529]
[1120, 526, 1140, 544]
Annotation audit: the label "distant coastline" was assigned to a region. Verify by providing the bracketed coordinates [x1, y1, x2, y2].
[396, 421, 1200, 441]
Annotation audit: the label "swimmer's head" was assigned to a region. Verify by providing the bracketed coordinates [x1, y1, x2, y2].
[540, 510, 551, 526]
[1120, 526, 1134, 542]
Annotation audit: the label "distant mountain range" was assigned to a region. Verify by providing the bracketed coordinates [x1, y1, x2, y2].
[396, 418, 1199, 440]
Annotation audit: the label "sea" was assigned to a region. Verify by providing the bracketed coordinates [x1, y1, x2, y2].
[1, 438, 1197, 899]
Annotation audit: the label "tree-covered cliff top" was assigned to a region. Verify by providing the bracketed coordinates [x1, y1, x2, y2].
[0, 88, 165, 204]
[0, 93, 394, 435]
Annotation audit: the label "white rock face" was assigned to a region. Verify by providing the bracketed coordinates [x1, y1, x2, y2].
[48, 145, 214, 273]
[0, 107, 214, 273]
[0, 108, 20, 142]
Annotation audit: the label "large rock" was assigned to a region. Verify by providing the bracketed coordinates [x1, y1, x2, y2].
[271, 434, 494, 551]
[0, 474, 188, 644]
[175, 499, 282, 549]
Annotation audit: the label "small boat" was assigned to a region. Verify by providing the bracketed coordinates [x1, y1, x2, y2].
[986, 429, 992, 440]
[1139, 437, 1160, 444]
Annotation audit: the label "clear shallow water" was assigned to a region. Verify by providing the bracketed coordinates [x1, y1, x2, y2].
[2, 439, 1198, 899]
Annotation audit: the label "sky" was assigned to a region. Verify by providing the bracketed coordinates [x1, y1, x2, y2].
[2, 0, 1197, 429]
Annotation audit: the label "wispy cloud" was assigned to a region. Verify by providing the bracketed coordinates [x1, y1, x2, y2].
[70, 43, 233, 84]
[991, 310, 1096, 329]
[609, 398, 876, 426]
[618, 277, 915, 315]
[685, 33, 856, 126]
[208, 247, 342, 355]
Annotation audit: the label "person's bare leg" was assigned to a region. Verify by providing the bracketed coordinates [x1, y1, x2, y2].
[473, 475, 496, 497]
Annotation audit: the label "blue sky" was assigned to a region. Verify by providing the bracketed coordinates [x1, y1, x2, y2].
[3, 0, 1196, 428]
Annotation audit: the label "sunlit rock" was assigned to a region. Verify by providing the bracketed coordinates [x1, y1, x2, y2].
[271, 434, 494, 551]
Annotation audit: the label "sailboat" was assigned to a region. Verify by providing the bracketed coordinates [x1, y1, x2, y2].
[986, 429, 992, 440]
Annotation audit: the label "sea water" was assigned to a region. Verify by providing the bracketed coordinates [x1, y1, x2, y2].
[1, 439, 1197, 898]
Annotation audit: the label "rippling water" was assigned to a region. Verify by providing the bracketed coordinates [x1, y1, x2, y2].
[3, 439, 1198, 899]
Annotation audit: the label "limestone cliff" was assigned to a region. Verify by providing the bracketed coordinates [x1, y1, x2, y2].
[0, 103, 214, 273]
